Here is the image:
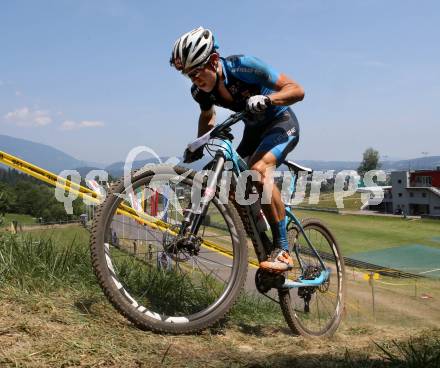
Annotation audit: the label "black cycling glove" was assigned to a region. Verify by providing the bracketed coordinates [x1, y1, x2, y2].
[183, 146, 204, 163]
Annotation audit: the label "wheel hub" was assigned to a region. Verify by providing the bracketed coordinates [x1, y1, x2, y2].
[164, 233, 202, 260]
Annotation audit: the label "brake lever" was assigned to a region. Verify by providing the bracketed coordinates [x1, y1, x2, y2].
[210, 111, 247, 139]
[215, 127, 234, 141]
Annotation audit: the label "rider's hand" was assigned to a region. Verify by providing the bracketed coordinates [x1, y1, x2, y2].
[246, 95, 272, 113]
[183, 146, 204, 163]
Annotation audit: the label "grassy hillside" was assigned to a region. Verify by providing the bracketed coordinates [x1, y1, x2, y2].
[0, 225, 439, 366]
[2, 213, 36, 226]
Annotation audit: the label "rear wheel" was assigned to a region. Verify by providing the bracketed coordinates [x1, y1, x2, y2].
[90, 164, 248, 333]
[279, 218, 345, 337]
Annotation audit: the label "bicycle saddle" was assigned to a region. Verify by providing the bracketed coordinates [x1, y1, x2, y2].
[283, 160, 313, 174]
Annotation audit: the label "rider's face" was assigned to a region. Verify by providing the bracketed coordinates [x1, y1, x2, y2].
[187, 54, 219, 92]
[190, 67, 216, 92]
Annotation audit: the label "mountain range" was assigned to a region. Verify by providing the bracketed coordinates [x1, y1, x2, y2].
[0, 134, 102, 173]
[1, 134, 440, 178]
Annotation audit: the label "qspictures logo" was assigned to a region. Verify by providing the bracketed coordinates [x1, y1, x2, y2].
[53, 146, 387, 215]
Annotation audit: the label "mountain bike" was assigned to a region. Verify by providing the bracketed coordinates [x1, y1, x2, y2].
[90, 111, 346, 337]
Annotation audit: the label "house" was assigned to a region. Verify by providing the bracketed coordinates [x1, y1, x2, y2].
[373, 169, 440, 217]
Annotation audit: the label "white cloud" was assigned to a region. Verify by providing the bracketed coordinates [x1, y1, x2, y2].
[79, 120, 104, 128]
[4, 106, 104, 131]
[61, 120, 105, 130]
[3, 107, 52, 127]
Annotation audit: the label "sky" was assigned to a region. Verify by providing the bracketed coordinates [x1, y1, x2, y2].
[0, 0, 439, 165]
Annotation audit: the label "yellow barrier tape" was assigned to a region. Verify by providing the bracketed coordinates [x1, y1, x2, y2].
[0, 150, 258, 266]
[0, 151, 98, 198]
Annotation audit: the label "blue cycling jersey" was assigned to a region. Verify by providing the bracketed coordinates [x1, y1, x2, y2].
[191, 55, 288, 126]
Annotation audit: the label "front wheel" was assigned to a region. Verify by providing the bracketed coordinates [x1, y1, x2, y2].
[279, 218, 346, 337]
[90, 164, 248, 334]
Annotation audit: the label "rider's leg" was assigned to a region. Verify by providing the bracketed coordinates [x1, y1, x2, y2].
[249, 152, 293, 272]
[248, 109, 300, 272]
[249, 152, 288, 251]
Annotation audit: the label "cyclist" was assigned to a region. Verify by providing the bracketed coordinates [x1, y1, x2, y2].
[170, 27, 305, 273]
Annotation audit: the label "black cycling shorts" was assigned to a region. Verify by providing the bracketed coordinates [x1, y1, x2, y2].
[236, 108, 300, 166]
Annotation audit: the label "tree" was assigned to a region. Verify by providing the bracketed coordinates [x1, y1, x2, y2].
[0, 183, 15, 215]
[0, 170, 85, 222]
[358, 147, 381, 176]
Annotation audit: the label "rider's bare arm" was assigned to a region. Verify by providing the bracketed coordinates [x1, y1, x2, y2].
[198, 107, 216, 137]
[268, 74, 305, 106]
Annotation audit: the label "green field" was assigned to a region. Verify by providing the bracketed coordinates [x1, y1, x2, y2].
[294, 209, 440, 255]
[1, 213, 36, 226]
[207, 204, 440, 256]
[299, 192, 364, 210]
[27, 225, 90, 246]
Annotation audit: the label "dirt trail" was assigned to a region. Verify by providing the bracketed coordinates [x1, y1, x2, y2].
[0, 288, 436, 368]
[343, 271, 440, 329]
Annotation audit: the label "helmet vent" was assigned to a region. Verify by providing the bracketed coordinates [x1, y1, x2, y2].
[194, 36, 202, 48]
[192, 44, 207, 62]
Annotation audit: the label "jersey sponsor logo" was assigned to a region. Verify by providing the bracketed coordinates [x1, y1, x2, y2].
[232, 67, 255, 74]
[232, 66, 267, 78]
[286, 127, 296, 136]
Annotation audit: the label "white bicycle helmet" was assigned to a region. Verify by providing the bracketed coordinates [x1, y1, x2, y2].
[170, 27, 217, 73]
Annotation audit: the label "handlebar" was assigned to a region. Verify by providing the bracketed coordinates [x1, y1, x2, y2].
[185, 111, 247, 155]
[210, 111, 247, 139]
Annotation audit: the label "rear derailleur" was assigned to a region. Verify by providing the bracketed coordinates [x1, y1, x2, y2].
[298, 266, 322, 313]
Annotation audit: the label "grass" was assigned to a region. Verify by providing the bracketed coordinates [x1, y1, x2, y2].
[0, 226, 439, 366]
[208, 204, 440, 255]
[373, 331, 440, 368]
[0, 228, 95, 292]
[0, 226, 282, 324]
[298, 192, 364, 210]
[293, 209, 440, 255]
[1, 213, 36, 226]
[0, 281, 438, 368]
[206, 189, 440, 255]
[24, 225, 90, 247]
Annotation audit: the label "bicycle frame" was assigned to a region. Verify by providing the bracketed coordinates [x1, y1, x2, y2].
[184, 113, 330, 289]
